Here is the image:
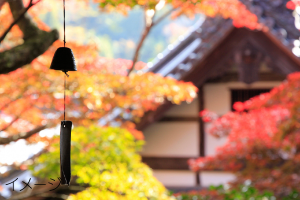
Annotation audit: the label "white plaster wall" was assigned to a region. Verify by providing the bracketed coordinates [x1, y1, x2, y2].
[141, 122, 199, 157]
[164, 98, 198, 117]
[204, 84, 231, 115]
[205, 133, 228, 156]
[153, 170, 196, 187]
[141, 81, 283, 187]
[200, 171, 236, 187]
[203, 81, 282, 156]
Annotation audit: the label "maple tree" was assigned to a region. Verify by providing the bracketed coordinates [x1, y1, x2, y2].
[0, 0, 197, 145]
[188, 72, 300, 198]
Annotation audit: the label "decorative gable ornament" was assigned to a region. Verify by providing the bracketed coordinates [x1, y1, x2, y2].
[50, 0, 76, 186]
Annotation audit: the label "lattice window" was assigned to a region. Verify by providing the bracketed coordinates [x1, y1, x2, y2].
[231, 89, 270, 111]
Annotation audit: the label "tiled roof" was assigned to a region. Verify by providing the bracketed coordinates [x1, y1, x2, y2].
[148, 0, 299, 80]
[241, 0, 298, 48]
[149, 17, 233, 79]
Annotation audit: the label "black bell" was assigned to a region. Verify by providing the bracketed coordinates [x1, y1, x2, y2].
[50, 47, 77, 72]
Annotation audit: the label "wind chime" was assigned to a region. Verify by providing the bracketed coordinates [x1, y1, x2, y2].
[50, 0, 76, 185]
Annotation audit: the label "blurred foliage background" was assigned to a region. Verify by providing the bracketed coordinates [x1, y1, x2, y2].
[38, 1, 201, 62]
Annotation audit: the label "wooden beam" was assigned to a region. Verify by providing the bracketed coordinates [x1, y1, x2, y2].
[158, 116, 198, 122]
[142, 157, 195, 170]
[136, 101, 173, 130]
[198, 86, 205, 157]
[197, 86, 205, 186]
[206, 72, 286, 83]
[196, 173, 200, 186]
[142, 156, 223, 171]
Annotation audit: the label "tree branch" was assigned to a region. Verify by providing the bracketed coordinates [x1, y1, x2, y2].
[0, 125, 47, 145]
[0, 30, 58, 74]
[0, 90, 33, 111]
[152, 8, 175, 27]
[0, 0, 41, 43]
[0, 116, 20, 132]
[7, 0, 42, 40]
[0, 0, 5, 11]
[0, 0, 59, 74]
[127, 10, 156, 77]
[0, 96, 22, 111]
[127, 8, 175, 76]
[0, 106, 30, 132]
[127, 25, 152, 76]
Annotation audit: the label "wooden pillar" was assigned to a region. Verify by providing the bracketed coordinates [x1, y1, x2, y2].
[196, 85, 205, 186]
[198, 86, 205, 157]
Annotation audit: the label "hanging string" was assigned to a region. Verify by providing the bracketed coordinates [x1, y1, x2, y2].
[63, 0, 66, 47]
[63, 0, 66, 123]
[64, 75, 66, 122]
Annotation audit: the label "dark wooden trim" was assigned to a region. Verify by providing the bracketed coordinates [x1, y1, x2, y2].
[141, 156, 224, 171]
[142, 156, 196, 170]
[196, 172, 200, 185]
[197, 86, 205, 186]
[158, 116, 198, 122]
[136, 101, 173, 130]
[258, 72, 286, 81]
[198, 86, 205, 157]
[206, 72, 286, 83]
[166, 186, 203, 192]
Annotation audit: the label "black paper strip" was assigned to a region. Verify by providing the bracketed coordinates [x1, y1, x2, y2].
[60, 120, 72, 185]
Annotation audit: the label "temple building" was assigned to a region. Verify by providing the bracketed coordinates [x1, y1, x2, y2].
[139, 0, 300, 189]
